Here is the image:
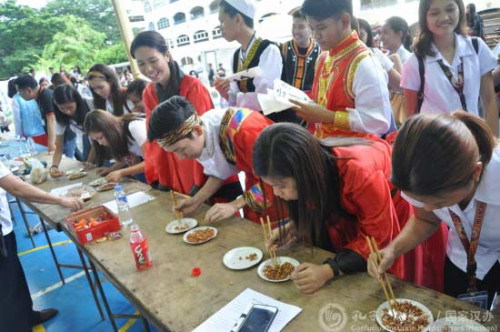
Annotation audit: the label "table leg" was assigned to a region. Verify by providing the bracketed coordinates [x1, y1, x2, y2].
[89, 260, 119, 332]
[140, 316, 151, 332]
[76, 246, 105, 321]
[16, 198, 36, 248]
[39, 216, 65, 284]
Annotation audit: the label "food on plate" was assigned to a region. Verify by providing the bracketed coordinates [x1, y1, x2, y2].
[68, 172, 87, 180]
[89, 178, 107, 187]
[96, 182, 116, 192]
[263, 262, 295, 280]
[66, 185, 96, 201]
[174, 224, 189, 231]
[381, 301, 430, 332]
[187, 228, 215, 243]
[246, 253, 258, 261]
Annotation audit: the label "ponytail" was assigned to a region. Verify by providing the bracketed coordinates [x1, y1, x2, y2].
[452, 111, 496, 166]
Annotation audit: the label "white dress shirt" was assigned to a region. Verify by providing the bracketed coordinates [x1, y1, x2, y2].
[198, 109, 238, 180]
[401, 34, 496, 115]
[345, 54, 393, 135]
[0, 162, 12, 236]
[402, 146, 500, 279]
[223, 37, 283, 112]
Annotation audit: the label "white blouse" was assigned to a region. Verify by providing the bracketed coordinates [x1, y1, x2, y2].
[401, 34, 496, 115]
[197, 108, 238, 180]
[402, 146, 500, 279]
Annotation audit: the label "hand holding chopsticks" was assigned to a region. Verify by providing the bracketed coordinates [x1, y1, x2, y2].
[260, 216, 278, 267]
[170, 191, 182, 224]
[366, 236, 400, 317]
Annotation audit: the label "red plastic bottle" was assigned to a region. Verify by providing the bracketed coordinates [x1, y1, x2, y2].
[130, 224, 153, 270]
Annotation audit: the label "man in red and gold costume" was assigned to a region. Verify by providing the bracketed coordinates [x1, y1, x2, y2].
[148, 96, 280, 224]
[291, 0, 395, 138]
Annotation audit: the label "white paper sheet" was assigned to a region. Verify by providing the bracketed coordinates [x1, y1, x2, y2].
[102, 191, 155, 214]
[225, 67, 262, 82]
[258, 79, 312, 115]
[193, 288, 302, 332]
[50, 183, 83, 196]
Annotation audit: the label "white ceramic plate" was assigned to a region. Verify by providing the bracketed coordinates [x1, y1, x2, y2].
[430, 317, 488, 332]
[376, 298, 433, 332]
[257, 256, 300, 282]
[165, 218, 198, 234]
[183, 226, 217, 244]
[223, 247, 263, 270]
[89, 178, 108, 187]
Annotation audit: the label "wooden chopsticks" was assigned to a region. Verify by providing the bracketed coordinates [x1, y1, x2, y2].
[366, 236, 399, 316]
[170, 191, 182, 222]
[260, 215, 278, 267]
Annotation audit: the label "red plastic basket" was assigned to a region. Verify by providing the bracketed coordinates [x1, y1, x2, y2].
[66, 206, 121, 244]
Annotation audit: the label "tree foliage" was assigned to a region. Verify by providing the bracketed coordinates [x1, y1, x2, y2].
[40, 15, 106, 73]
[42, 0, 120, 43]
[95, 43, 129, 66]
[0, 0, 124, 79]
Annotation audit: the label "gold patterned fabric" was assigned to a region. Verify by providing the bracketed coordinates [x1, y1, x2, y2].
[157, 114, 200, 148]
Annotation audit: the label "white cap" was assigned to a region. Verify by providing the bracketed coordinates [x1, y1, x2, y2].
[225, 0, 256, 20]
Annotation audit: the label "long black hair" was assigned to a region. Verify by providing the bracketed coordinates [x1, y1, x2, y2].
[130, 30, 183, 99]
[385, 16, 412, 51]
[253, 123, 367, 247]
[358, 18, 374, 47]
[83, 109, 142, 166]
[53, 84, 90, 127]
[87, 63, 128, 116]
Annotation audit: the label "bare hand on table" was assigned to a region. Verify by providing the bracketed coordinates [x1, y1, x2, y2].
[49, 168, 65, 178]
[367, 246, 396, 281]
[291, 263, 334, 294]
[204, 202, 237, 223]
[174, 197, 201, 217]
[59, 197, 84, 212]
[105, 170, 122, 183]
[97, 167, 113, 176]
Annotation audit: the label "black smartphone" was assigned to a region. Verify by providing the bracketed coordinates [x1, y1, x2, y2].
[235, 304, 279, 332]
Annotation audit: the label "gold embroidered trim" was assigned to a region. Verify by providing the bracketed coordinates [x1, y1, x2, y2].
[157, 114, 200, 147]
[237, 38, 263, 92]
[334, 111, 350, 130]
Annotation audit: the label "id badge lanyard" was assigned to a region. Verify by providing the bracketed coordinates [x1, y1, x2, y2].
[448, 201, 487, 292]
[437, 58, 467, 111]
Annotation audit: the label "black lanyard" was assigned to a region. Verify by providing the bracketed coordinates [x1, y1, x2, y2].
[437, 58, 467, 111]
[448, 201, 487, 292]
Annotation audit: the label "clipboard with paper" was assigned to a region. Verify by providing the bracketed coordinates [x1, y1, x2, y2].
[257, 79, 312, 116]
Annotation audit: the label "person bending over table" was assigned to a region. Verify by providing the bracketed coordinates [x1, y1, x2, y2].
[83, 110, 147, 183]
[368, 112, 500, 308]
[148, 96, 279, 224]
[0, 162, 83, 331]
[253, 123, 410, 294]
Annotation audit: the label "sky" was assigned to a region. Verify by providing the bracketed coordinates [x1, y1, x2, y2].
[5, 0, 48, 9]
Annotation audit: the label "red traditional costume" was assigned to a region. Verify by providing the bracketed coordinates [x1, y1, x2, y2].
[311, 31, 393, 138]
[218, 108, 279, 223]
[328, 138, 406, 278]
[142, 75, 212, 194]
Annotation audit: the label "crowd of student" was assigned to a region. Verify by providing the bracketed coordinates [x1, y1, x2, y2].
[2, 0, 500, 330]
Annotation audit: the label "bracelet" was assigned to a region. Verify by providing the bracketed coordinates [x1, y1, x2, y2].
[50, 165, 59, 170]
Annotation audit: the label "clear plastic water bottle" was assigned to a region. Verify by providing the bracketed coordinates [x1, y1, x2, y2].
[26, 137, 36, 156]
[114, 184, 133, 227]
